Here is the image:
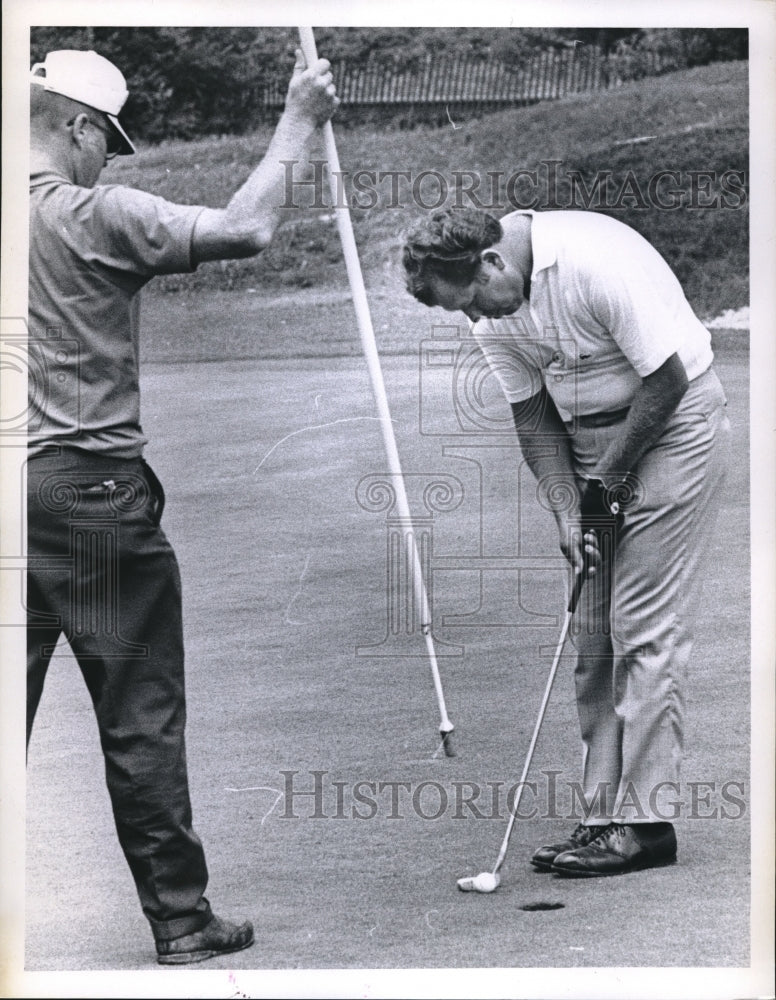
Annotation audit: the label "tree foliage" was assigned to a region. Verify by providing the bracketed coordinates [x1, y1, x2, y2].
[30, 26, 747, 142]
[31, 26, 296, 141]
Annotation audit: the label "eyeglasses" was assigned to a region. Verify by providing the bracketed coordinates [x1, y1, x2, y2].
[85, 117, 121, 159]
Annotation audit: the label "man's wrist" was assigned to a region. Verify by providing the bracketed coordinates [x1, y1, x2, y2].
[277, 107, 320, 138]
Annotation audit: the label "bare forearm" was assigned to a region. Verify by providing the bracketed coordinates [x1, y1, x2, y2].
[512, 389, 579, 523]
[513, 388, 596, 572]
[220, 111, 318, 246]
[191, 51, 338, 263]
[595, 353, 689, 483]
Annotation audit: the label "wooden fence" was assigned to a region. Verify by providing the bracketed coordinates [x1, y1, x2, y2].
[262, 45, 664, 114]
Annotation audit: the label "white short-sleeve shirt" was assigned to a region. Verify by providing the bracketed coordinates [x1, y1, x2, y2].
[472, 210, 713, 419]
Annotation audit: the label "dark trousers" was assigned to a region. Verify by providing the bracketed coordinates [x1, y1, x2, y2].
[26, 448, 212, 941]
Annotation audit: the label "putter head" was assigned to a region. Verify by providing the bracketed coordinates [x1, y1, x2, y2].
[440, 727, 455, 757]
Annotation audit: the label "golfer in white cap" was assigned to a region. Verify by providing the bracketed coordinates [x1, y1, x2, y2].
[27, 47, 338, 964]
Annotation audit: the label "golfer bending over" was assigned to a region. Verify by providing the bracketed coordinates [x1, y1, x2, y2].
[27, 48, 338, 963]
[402, 206, 730, 876]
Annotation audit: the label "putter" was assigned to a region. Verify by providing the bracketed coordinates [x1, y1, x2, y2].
[297, 28, 455, 755]
[457, 551, 593, 894]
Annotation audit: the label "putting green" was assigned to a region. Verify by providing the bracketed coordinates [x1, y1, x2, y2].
[24, 309, 750, 971]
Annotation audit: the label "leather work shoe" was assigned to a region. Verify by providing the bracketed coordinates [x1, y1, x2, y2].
[156, 915, 254, 965]
[531, 823, 609, 871]
[551, 822, 677, 877]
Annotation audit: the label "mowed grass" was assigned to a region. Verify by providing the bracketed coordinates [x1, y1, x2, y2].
[25, 330, 750, 972]
[111, 60, 748, 322]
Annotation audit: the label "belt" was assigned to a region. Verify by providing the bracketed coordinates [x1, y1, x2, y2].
[574, 406, 631, 428]
[28, 445, 143, 467]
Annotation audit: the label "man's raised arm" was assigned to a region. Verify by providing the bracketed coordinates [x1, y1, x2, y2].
[191, 49, 339, 263]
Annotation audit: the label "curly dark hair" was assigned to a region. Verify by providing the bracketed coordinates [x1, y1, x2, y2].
[401, 208, 503, 305]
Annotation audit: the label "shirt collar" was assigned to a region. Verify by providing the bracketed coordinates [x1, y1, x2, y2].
[506, 209, 558, 277]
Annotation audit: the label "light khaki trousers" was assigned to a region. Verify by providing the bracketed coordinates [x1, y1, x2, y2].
[568, 367, 731, 823]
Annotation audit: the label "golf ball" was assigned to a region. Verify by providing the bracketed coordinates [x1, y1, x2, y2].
[474, 872, 500, 892]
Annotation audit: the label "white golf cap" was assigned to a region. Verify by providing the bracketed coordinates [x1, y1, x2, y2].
[30, 49, 135, 155]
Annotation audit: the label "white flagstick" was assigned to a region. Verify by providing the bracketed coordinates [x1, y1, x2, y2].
[297, 27, 454, 754]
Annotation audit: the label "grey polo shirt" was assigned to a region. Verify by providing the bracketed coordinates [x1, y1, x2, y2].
[28, 170, 204, 458]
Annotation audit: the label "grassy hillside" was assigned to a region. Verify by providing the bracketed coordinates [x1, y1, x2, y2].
[111, 60, 748, 322]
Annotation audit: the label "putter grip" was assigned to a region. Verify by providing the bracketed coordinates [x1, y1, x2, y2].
[567, 570, 585, 616]
[567, 541, 596, 616]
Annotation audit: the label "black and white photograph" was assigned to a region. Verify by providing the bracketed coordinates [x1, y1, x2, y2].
[1, 1, 774, 998]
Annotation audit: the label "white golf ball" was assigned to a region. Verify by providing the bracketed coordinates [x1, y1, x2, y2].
[473, 872, 500, 892]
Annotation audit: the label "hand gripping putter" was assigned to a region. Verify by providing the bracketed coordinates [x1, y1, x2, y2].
[297, 27, 455, 756]
[457, 562, 592, 893]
